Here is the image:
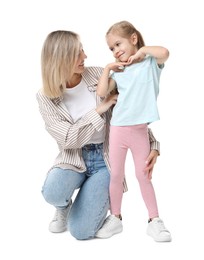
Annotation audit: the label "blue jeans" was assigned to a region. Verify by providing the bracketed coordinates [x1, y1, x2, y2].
[42, 143, 110, 240]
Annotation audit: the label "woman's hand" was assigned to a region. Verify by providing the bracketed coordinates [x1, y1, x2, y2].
[144, 149, 159, 179]
[96, 94, 118, 115]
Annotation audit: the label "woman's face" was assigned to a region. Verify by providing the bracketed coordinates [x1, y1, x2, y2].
[74, 46, 87, 74]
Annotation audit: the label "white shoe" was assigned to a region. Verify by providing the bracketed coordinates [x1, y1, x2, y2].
[49, 200, 72, 233]
[147, 217, 172, 242]
[95, 215, 123, 239]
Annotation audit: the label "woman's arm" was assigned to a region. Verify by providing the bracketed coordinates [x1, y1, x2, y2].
[145, 128, 160, 179]
[148, 128, 160, 154]
[36, 91, 116, 150]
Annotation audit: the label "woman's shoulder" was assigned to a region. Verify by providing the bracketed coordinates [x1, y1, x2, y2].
[36, 88, 44, 99]
[36, 89, 57, 103]
[82, 66, 104, 85]
[84, 66, 104, 76]
[36, 88, 49, 101]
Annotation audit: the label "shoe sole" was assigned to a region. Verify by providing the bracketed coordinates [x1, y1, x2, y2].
[147, 231, 172, 242]
[95, 228, 123, 239]
[49, 226, 67, 233]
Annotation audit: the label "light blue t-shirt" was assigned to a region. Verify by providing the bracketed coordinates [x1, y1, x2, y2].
[111, 56, 164, 126]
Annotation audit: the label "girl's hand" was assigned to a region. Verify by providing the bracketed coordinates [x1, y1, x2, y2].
[126, 49, 146, 65]
[106, 62, 127, 72]
[144, 149, 159, 179]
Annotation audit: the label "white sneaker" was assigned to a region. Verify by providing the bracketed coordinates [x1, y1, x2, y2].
[147, 217, 172, 242]
[49, 200, 72, 233]
[95, 215, 123, 238]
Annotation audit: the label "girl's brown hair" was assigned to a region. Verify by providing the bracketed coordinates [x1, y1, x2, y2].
[106, 20, 145, 49]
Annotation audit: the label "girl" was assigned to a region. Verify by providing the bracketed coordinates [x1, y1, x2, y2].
[96, 21, 171, 242]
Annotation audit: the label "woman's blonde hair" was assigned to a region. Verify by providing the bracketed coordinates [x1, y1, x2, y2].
[106, 20, 145, 49]
[41, 30, 81, 98]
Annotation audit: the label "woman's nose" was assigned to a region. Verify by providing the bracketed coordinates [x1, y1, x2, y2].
[83, 53, 87, 59]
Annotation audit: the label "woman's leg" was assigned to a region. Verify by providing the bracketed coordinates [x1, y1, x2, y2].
[42, 167, 85, 208]
[42, 167, 86, 233]
[68, 144, 110, 240]
[68, 167, 110, 239]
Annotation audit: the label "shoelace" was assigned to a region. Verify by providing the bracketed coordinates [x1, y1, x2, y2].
[53, 208, 68, 222]
[53, 200, 72, 222]
[154, 219, 168, 232]
[103, 216, 119, 228]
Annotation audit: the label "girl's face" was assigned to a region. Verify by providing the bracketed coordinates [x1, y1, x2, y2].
[106, 33, 137, 62]
[74, 45, 87, 74]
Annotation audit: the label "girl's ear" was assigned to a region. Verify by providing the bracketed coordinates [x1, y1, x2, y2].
[131, 33, 138, 45]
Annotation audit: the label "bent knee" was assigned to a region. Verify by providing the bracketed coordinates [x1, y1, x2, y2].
[42, 188, 66, 206]
[69, 223, 95, 240]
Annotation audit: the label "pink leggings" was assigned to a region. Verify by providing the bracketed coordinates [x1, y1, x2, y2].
[109, 124, 159, 219]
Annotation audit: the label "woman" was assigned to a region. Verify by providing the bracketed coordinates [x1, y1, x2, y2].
[36, 30, 160, 240]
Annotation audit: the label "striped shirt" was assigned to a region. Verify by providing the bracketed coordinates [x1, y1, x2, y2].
[36, 66, 160, 192]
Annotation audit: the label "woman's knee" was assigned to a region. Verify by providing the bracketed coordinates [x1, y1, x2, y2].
[41, 168, 81, 206]
[69, 222, 95, 240]
[42, 182, 68, 206]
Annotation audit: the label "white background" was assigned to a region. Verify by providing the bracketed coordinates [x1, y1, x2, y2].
[1, 0, 204, 259]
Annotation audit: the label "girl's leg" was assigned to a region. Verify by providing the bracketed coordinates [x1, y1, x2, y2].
[109, 126, 128, 215]
[130, 124, 159, 219]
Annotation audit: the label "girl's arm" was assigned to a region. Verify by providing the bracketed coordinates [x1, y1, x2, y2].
[127, 46, 169, 65]
[136, 46, 169, 65]
[97, 65, 116, 97]
[97, 61, 126, 97]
